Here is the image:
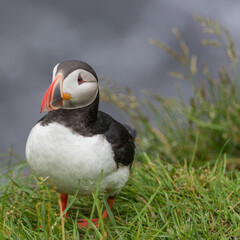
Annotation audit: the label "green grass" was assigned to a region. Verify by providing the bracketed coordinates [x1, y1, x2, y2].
[2, 17, 240, 239]
[1, 151, 240, 239]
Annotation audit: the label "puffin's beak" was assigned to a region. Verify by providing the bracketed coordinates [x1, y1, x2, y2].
[40, 74, 64, 113]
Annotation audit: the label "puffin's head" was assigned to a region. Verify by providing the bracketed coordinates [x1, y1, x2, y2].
[40, 60, 98, 112]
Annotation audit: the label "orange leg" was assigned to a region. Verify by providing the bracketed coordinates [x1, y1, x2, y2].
[102, 196, 115, 218]
[60, 194, 69, 218]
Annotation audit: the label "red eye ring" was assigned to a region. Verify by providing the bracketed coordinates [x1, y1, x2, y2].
[77, 74, 84, 85]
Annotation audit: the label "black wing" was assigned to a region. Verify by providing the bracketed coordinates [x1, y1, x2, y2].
[98, 112, 135, 167]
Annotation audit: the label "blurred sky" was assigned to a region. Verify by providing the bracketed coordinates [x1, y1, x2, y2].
[1, 0, 240, 156]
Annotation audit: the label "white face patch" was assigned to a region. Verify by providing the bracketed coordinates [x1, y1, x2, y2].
[62, 69, 98, 108]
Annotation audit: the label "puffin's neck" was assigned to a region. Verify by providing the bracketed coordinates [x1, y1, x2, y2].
[40, 93, 99, 131]
[64, 93, 99, 125]
[59, 93, 99, 125]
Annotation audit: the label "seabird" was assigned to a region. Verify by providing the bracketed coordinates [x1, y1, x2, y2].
[25, 60, 135, 227]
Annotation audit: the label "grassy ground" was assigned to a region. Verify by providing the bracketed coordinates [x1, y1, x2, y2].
[1, 17, 240, 239]
[1, 152, 240, 239]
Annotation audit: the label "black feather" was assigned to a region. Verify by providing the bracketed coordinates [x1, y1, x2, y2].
[40, 94, 135, 167]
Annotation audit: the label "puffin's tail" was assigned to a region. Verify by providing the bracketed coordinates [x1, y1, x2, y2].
[124, 124, 137, 140]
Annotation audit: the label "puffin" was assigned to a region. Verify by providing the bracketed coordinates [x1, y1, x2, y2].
[25, 60, 135, 228]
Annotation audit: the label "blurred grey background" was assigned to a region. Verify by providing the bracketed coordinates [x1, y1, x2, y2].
[1, 0, 240, 157]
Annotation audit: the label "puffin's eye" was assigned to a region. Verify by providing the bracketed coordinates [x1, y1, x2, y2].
[77, 74, 84, 85]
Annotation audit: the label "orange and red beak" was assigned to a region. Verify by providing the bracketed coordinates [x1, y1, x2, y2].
[40, 74, 65, 113]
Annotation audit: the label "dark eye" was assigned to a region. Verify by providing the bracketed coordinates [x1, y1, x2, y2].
[77, 74, 84, 85]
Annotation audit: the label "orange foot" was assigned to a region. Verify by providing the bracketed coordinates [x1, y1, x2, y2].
[77, 197, 115, 228]
[77, 218, 99, 228]
[60, 194, 115, 228]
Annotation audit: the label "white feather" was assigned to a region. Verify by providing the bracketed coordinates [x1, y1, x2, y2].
[25, 122, 130, 195]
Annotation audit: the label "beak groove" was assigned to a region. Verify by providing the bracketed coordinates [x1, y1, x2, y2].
[40, 75, 64, 113]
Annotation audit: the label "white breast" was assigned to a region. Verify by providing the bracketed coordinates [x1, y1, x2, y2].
[25, 122, 130, 195]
